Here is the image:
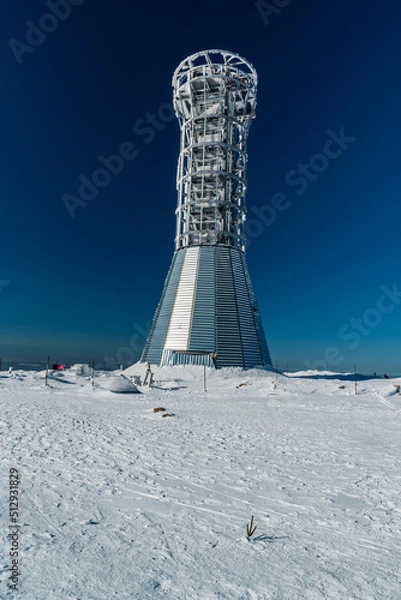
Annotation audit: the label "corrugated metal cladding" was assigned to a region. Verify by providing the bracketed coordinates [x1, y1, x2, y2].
[141, 246, 272, 369]
[161, 349, 215, 367]
[142, 250, 185, 365]
[164, 247, 199, 350]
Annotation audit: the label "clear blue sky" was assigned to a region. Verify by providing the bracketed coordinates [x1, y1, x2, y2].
[1, 0, 400, 373]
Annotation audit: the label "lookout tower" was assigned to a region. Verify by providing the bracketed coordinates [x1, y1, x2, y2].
[141, 50, 272, 368]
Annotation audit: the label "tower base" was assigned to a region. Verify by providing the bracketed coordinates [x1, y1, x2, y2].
[141, 246, 271, 369]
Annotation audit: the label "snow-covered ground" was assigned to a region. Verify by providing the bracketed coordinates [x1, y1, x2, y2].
[1, 364, 400, 599]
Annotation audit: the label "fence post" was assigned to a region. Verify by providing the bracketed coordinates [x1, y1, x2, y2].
[45, 356, 50, 387]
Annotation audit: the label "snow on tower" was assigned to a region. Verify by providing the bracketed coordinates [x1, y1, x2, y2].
[141, 49, 272, 368]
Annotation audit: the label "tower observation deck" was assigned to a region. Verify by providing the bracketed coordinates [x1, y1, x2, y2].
[141, 50, 272, 369]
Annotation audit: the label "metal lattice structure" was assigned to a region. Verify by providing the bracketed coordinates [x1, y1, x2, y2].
[173, 50, 257, 252]
[141, 50, 272, 369]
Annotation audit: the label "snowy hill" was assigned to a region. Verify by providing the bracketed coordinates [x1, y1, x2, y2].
[1, 365, 400, 599]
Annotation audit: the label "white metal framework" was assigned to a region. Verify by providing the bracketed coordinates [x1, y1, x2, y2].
[141, 50, 272, 369]
[173, 50, 257, 252]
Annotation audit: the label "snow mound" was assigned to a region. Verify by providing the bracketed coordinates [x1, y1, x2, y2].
[96, 374, 140, 393]
[379, 383, 401, 397]
[124, 361, 274, 384]
[68, 363, 92, 377]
